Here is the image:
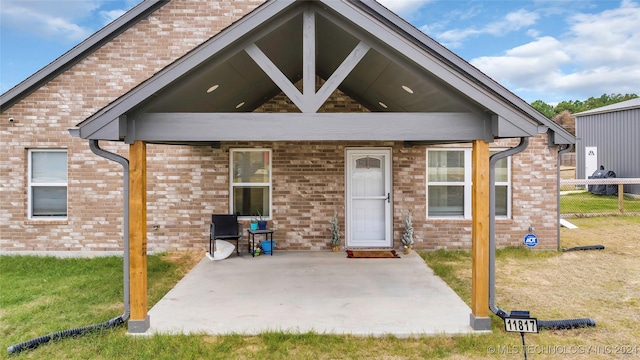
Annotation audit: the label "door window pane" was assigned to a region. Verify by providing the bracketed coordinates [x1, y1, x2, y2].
[352, 156, 384, 197]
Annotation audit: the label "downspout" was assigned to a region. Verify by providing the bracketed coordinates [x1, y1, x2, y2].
[89, 140, 131, 319]
[488, 137, 529, 319]
[489, 137, 595, 330]
[557, 144, 573, 250]
[7, 140, 130, 355]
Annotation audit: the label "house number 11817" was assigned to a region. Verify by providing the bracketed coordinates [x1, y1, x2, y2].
[504, 318, 538, 333]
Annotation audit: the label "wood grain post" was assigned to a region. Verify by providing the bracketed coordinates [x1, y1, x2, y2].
[470, 139, 491, 330]
[128, 141, 150, 333]
[618, 184, 624, 213]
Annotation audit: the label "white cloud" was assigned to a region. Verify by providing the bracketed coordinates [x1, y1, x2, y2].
[100, 0, 142, 25]
[376, 0, 433, 16]
[418, 5, 482, 40]
[436, 9, 539, 47]
[565, 0, 640, 68]
[469, 1, 640, 102]
[526, 29, 541, 37]
[0, 1, 99, 41]
[471, 37, 571, 91]
[100, 10, 127, 25]
[0, 1, 139, 42]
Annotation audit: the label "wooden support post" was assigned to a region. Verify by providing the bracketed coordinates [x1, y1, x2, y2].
[470, 139, 491, 330]
[618, 184, 624, 213]
[128, 141, 149, 333]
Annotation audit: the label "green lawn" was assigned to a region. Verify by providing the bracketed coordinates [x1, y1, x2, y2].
[560, 191, 640, 215]
[0, 254, 191, 358]
[2, 217, 639, 359]
[1, 253, 489, 359]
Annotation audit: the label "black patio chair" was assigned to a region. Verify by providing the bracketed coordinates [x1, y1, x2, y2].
[210, 214, 243, 256]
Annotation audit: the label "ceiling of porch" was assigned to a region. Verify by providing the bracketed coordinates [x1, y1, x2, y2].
[76, 1, 575, 144]
[141, 4, 482, 115]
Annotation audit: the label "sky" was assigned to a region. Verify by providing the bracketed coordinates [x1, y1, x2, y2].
[1, 0, 639, 105]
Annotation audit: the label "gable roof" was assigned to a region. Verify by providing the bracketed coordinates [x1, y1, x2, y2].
[574, 97, 640, 116]
[2, 0, 574, 145]
[359, 0, 573, 144]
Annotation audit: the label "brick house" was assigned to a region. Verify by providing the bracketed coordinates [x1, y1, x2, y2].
[1, 0, 573, 331]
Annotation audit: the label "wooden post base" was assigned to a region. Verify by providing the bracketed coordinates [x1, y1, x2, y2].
[470, 313, 491, 330]
[128, 315, 150, 334]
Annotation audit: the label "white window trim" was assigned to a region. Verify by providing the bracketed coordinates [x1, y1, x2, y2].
[229, 148, 272, 220]
[426, 148, 511, 219]
[27, 149, 68, 220]
[492, 150, 512, 219]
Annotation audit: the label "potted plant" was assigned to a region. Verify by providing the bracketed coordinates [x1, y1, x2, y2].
[250, 216, 259, 231]
[401, 211, 414, 254]
[330, 211, 340, 252]
[256, 211, 268, 230]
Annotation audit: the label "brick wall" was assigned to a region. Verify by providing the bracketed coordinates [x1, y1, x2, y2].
[390, 136, 560, 251]
[0, 0, 266, 252]
[0, 0, 560, 253]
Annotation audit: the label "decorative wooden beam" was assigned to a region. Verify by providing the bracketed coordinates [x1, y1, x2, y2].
[246, 7, 369, 114]
[131, 112, 488, 142]
[302, 8, 315, 100]
[128, 140, 149, 333]
[311, 41, 370, 112]
[470, 139, 491, 330]
[244, 43, 308, 112]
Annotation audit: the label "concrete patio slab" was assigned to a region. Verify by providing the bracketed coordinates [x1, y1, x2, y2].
[146, 251, 480, 337]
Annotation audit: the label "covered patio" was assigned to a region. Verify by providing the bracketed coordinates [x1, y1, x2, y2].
[69, 0, 573, 334]
[146, 251, 477, 337]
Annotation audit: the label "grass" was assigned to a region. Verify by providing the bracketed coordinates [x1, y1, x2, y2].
[425, 216, 640, 359]
[561, 191, 640, 215]
[1, 217, 639, 359]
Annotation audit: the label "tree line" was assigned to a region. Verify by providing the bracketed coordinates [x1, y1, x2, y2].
[530, 93, 638, 135]
[530, 93, 638, 119]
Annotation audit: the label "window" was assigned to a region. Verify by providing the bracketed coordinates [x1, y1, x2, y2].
[28, 149, 68, 219]
[492, 151, 511, 217]
[427, 150, 470, 217]
[230, 149, 272, 218]
[426, 148, 510, 218]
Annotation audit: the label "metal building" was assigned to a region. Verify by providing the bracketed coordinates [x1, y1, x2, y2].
[575, 98, 640, 194]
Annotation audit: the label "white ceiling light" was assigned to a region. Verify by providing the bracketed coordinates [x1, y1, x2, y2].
[401, 85, 414, 94]
[206, 84, 219, 93]
[378, 101, 388, 109]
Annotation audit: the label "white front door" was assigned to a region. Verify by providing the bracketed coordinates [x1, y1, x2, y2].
[346, 148, 392, 248]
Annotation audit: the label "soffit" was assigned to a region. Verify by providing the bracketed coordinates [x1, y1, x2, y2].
[77, 0, 570, 144]
[139, 4, 481, 115]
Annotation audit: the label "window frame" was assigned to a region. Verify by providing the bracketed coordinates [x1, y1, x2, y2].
[229, 148, 272, 220]
[426, 149, 471, 219]
[491, 150, 512, 219]
[27, 149, 68, 220]
[426, 148, 511, 219]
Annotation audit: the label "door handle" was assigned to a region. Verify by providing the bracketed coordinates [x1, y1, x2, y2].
[386, 193, 390, 203]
